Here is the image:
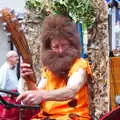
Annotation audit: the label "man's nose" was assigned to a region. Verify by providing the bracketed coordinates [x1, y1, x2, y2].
[58, 46, 63, 53]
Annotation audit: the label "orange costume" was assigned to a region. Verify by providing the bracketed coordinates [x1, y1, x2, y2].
[32, 58, 92, 120]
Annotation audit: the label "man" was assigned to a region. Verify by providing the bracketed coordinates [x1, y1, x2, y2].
[17, 15, 92, 120]
[0, 50, 19, 93]
[0, 50, 19, 119]
[0, 51, 39, 119]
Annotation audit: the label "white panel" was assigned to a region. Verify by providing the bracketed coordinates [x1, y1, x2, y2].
[0, 0, 26, 13]
[0, 22, 10, 66]
[112, 7, 116, 50]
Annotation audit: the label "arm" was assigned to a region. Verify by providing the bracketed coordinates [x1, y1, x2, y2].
[16, 68, 87, 105]
[18, 67, 46, 93]
[43, 68, 87, 101]
[0, 63, 8, 89]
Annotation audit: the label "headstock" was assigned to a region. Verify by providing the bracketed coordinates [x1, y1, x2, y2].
[0, 8, 30, 62]
[0, 8, 36, 89]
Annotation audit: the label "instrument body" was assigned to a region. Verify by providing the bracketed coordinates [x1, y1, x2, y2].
[0, 89, 40, 120]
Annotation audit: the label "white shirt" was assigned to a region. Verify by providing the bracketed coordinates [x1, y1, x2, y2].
[0, 62, 18, 95]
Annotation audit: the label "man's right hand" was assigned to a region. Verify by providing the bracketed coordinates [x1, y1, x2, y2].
[20, 63, 34, 79]
[20, 63, 37, 90]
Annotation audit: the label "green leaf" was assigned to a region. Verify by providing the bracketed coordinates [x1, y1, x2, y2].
[26, 0, 96, 27]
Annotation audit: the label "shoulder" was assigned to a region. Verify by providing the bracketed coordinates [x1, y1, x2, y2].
[0, 63, 8, 71]
[68, 58, 92, 76]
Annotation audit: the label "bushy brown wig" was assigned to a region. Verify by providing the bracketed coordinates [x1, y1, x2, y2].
[40, 14, 81, 78]
[40, 14, 81, 52]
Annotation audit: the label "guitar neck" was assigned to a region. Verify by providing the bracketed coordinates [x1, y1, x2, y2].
[0, 8, 36, 90]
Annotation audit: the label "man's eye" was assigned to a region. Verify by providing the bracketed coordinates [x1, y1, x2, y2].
[63, 44, 69, 48]
[53, 46, 58, 49]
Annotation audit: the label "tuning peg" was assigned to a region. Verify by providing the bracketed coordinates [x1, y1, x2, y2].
[18, 20, 23, 24]
[2, 22, 7, 26]
[11, 17, 17, 21]
[19, 27, 24, 32]
[2, 22, 7, 30]
[6, 32, 11, 37]
[3, 27, 6, 31]
[19, 24, 26, 32]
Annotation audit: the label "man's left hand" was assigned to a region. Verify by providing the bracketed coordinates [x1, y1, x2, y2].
[16, 90, 45, 105]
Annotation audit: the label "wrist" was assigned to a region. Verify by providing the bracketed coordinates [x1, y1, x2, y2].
[41, 90, 48, 102]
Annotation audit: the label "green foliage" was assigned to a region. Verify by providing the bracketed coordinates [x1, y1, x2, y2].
[26, 0, 42, 10]
[25, 0, 50, 20]
[26, 0, 96, 27]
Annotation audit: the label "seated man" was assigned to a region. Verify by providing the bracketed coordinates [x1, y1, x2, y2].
[17, 14, 92, 120]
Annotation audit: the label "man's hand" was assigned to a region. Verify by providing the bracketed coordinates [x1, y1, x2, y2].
[16, 90, 45, 105]
[20, 63, 33, 78]
[19, 63, 37, 90]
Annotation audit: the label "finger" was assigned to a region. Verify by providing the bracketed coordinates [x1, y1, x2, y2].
[16, 93, 27, 102]
[22, 93, 36, 105]
[21, 68, 33, 73]
[22, 96, 33, 105]
[20, 68, 32, 72]
[20, 67, 33, 76]
[23, 98, 36, 105]
[21, 72, 33, 77]
[20, 63, 31, 68]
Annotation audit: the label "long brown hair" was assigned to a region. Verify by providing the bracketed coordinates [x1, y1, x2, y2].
[40, 14, 81, 78]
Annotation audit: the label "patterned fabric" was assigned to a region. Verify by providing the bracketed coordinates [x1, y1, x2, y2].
[32, 58, 92, 120]
[99, 106, 120, 120]
[0, 90, 19, 120]
[0, 90, 39, 120]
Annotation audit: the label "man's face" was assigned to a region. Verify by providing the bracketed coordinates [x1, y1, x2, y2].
[41, 39, 80, 78]
[51, 39, 70, 54]
[9, 55, 19, 65]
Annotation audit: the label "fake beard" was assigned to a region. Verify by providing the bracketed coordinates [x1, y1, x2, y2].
[41, 47, 80, 78]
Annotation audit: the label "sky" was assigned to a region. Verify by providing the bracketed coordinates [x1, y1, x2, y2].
[0, 0, 26, 13]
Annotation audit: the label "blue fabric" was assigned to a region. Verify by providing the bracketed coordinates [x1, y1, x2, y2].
[116, 8, 120, 22]
[106, 0, 120, 3]
[115, 0, 120, 3]
[76, 23, 84, 58]
[106, 0, 112, 3]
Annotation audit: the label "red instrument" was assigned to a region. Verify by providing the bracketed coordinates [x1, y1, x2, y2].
[99, 106, 120, 120]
